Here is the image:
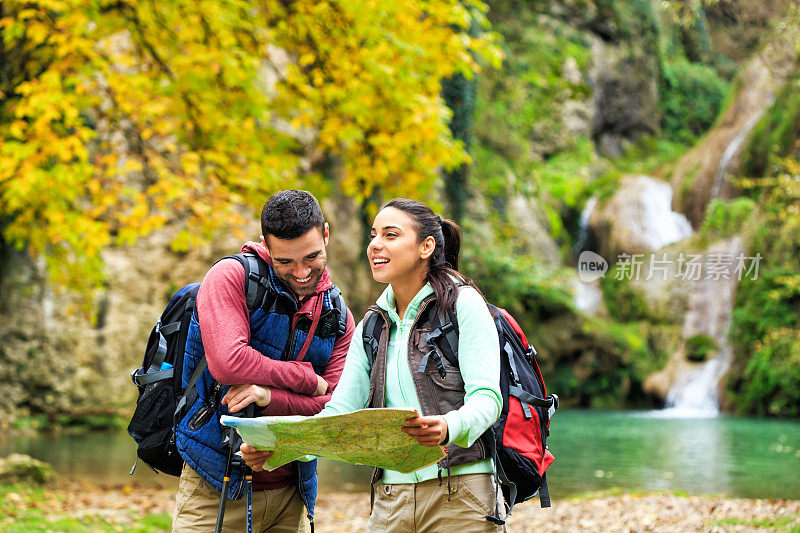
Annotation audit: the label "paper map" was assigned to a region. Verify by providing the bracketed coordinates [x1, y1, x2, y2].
[220, 408, 445, 473]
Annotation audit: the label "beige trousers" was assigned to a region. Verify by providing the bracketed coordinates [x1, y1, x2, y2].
[366, 473, 506, 533]
[172, 463, 305, 533]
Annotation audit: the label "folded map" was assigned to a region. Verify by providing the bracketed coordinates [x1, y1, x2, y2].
[220, 408, 446, 473]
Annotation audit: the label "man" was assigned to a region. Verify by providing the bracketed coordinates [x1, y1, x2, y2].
[172, 190, 355, 532]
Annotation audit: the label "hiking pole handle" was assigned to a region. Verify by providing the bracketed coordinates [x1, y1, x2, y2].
[215, 426, 237, 533]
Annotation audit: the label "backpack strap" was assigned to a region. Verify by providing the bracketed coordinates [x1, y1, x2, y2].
[174, 357, 209, 421]
[328, 285, 348, 338]
[219, 253, 271, 313]
[362, 308, 385, 373]
[539, 473, 551, 507]
[484, 428, 513, 524]
[426, 305, 460, 370]
[174, 253, 272, 419]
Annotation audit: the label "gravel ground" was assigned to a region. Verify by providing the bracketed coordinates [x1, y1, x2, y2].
[313, 492, 800, 532]
[40, 483, 800, 532]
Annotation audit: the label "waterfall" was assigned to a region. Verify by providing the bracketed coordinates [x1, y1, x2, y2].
[575, 196, 597, 255]
[634, 176, 693, 250]
[572, 278, 602, 315]
[662, 349, 732, 418]
[710, 111, 765, 199]
[658, 238, 743, 418]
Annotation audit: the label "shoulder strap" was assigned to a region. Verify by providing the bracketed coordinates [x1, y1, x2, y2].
[219, 253, 271, 313]
[362, 308, 386, 373]
[428, 304, 460, 369]
[174, 253, 270, 420]
[328, 285, 348, 337]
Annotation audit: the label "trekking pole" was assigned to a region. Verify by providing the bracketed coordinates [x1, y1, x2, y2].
[245, 466, 253, 533]
[215, 425, 236, 533]
[244, 403, 255, 533]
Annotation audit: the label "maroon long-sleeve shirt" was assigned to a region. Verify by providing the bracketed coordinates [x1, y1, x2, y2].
[197, 241, 354, 489]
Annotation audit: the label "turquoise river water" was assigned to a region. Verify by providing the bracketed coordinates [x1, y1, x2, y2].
[2, 410, 798, 499]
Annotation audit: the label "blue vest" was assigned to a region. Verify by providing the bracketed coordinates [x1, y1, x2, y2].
[175, 259, 344, 520]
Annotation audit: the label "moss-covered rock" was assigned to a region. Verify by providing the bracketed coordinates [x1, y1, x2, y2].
[0, 454, 55, 485]
[685, 334, 717, 362]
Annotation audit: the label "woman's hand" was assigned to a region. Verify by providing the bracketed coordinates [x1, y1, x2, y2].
[402, 415, 448, 447]
[240, 443, 273, 472]
[221, 384, 271, 413]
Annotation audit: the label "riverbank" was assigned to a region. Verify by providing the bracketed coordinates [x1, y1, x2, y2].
[3, 482, 799, 532]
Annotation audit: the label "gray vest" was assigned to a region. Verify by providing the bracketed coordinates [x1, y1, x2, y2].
[365, 295, 487, 484]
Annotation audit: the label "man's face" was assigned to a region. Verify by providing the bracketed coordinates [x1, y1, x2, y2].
[264, 225, 329, 298]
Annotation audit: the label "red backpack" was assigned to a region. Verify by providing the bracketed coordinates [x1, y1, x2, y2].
[362, 297, 557, 522]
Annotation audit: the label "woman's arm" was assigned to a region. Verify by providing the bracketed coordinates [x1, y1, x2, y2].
[441, 286, 502, 448]
[314, 320, 373, 417]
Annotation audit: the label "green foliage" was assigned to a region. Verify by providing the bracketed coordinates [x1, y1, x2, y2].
[740, 77, 800, 178]
[442, 71, 477, 222]
[53, 414, 126, 431]
[728, 159, 800, 417]
[600, 268, 650, 322]
[660, 58, 729, 143]
[461, 242, 574, 324]
[735, 329, 800, 417]
[545, 317, 668, 409]
[699, 197, 755, 238]
[471, 7, 593, 205]
[685, 334, 717, 362]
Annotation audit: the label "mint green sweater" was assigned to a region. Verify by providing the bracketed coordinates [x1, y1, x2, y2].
[318, 283, 501, 484]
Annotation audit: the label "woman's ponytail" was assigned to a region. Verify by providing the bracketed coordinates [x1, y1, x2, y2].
[440, 218, 461, 271]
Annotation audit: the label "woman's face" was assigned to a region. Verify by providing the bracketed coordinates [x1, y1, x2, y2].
[368, 207, 433, 285]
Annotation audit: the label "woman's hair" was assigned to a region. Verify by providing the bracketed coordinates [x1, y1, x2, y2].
[381, 198, 479, 313]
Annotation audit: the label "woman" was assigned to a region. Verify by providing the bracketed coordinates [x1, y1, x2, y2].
[243, 198, 504, 531]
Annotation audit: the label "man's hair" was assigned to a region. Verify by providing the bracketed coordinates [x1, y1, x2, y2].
[261, 190, 325, 240]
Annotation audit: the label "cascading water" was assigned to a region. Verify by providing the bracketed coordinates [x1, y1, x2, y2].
[662, 349, 732, 418]
[634, 177, 693, 250]
[575, 196, 598, 255]
[710, 111, 767, 199]
[659, 238, 744, 418]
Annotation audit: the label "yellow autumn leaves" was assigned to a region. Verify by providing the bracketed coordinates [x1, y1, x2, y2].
[0, 0, 500, 296]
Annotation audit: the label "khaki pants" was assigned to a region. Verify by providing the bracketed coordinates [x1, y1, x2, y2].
[366, 473, 506, 533]
[172, 463, 305, 533]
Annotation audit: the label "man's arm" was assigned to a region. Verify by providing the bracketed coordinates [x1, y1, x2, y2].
[198, 258, 319, 395]
[260, 308, 355, 416]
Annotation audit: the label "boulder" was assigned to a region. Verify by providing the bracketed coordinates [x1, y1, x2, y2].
[591, 40, 660, 157]
[0, 454, 56, 485]
[589, 175, 692, 261]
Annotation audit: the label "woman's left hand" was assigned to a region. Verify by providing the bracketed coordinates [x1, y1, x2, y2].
[402, 415, 448, 447]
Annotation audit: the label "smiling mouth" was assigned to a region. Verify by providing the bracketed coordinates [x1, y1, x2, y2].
[372, 258, 389, 267]
[294, 275, 312, 283]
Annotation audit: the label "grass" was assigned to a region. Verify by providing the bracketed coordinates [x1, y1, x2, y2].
[0, 484, 171, 532]
[708, 514, 800, 531]
[11, 414, 127, 433]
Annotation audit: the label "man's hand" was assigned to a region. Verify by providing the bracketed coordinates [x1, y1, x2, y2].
[221, 384, 271, 413]
[313, 375, 328, 397]
[402, 415, 448, 447]
[240, 443, 273, 472]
